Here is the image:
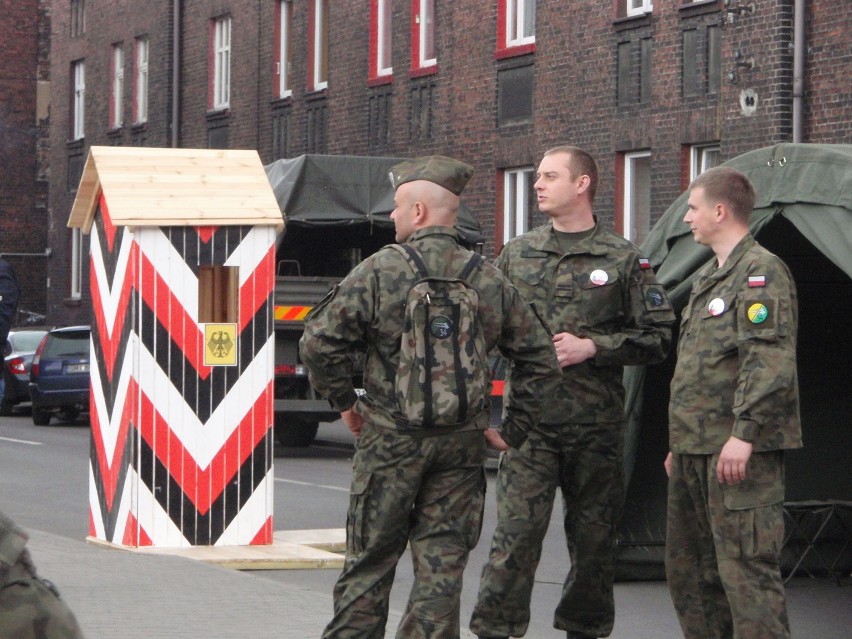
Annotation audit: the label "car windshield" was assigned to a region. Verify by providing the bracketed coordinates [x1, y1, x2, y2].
[43, 332, 90, 358]
[10, 331, 48, 352]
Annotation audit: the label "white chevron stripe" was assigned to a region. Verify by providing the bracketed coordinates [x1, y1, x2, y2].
[136, 227, 200, 324]
[90, 332, 137, 465]
[134, 337, 274, 468]
[133, 468, 190, 547]
[223, 226, 277, 286]
[88, 460, 133, 544]
[216, 473, 275, 546]
[89, 224, 135, 335]
[88, 463, 107, 540]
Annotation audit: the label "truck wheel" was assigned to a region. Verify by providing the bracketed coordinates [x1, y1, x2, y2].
[274, 414, 319, 447]
[32, 403, 51, 426]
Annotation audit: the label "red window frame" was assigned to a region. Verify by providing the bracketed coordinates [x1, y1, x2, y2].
[496, 0, 536, 59]
[410, 0, 437, 78]
[369, 0, 393, 85]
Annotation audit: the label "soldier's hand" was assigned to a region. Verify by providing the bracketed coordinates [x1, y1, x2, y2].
[484, 428, 509, 452]
[552, 332, 597, 367]
[340, 408, 363, 438]
[717, 436, 753, 485]
[664, 451, 672, 478]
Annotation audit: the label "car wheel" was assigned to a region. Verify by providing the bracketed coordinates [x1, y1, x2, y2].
[32, 403, 51, 426]
[0, 399, 13, 417]
[274, 414, 320, 447]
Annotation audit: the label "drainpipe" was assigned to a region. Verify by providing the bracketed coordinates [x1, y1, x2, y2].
[171, 0, 182, 148]
[792, 0, 805, 143]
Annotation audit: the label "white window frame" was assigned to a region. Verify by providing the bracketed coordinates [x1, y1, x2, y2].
[111, 44, 124, 128]
[507, 0, 535, 47]
[377, 0, 393, 76]
[71, 228, 83, 299]
[214, 16, 232, 109]
[278, 1, 292, 97]
[72, 60, 85, 140]
[418, 0, 436, 67]
[626, 0, 653, 17]
[624, 151, 651, 245]
[135, 37, 149, 123]
[690, 144, 721, 181]
[313, 0, 329, 90]
[503, 167, 535, 244]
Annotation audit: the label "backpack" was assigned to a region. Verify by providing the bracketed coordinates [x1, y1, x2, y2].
[391, 243, 491, 428]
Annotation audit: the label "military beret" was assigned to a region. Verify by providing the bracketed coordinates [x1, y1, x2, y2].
[388, 155, 474, 196]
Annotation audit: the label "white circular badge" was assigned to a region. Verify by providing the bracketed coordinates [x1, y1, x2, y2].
[589, 269, 609, 286]
[708, 298, 726, 316]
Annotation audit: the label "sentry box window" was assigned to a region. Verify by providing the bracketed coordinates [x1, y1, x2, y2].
[198, 265, 238, 324]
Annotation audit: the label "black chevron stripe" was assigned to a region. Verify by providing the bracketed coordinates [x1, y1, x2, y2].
[92, 213, 129, 286]
[137, 430, 274, 544]
[90, 296, 136, 419]
[164, 226, 255, 276]
[89, 430, 133, 542]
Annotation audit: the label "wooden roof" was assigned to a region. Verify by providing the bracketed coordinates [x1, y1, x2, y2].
[67, 146, 284, 233]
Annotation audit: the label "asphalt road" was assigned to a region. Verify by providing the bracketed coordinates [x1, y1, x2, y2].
[2, 413, 850, 638]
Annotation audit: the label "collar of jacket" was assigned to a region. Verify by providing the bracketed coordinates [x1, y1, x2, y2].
[694, 233, 756, 294]
[407, 225, 460, 244]
[526, 216, 608, 257]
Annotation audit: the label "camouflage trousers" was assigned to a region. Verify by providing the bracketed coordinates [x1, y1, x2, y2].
[0, 548, 85, 639]
[665, 452, 790, 639]
[471, 421, 624, 638]
[322, 424, 487, 639]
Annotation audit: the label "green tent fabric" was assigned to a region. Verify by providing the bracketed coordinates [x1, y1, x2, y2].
[264, 154, 485, 247]
[617, 144, 852, 579]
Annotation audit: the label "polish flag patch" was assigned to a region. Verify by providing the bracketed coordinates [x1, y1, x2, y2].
[748, 275, 766, 287]
[639, 258, 652, 270]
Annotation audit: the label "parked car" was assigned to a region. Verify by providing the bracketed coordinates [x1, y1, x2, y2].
[1, 329, 49, 415]
[28, 326, 91, 426]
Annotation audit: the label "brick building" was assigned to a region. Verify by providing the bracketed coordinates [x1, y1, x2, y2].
[41, 0, 852, 324]
[0, 0, 50, 320]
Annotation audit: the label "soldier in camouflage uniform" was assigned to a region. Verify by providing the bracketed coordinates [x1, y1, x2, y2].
[665, 167, 802, 639]
[299, 155, 560, 639]
[471, 147, 675, 639]
[0, 510, 85, 638]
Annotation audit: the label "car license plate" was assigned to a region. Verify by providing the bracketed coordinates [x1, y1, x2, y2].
[66, 363, 90, 373]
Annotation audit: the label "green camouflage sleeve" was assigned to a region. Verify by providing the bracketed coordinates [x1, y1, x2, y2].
[731, 258, 799, 445]
[590, 253, 675, 367]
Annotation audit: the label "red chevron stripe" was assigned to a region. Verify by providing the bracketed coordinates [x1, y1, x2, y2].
[90, 242, 136, 382]
[251, 516, 274, 545]
[196, 226, 218, 243]
[122, 512, 154, 547]
[137, 383, 274, 515]
[100, 193, 117, 253]
[139, 251, 210, 380]
[89, 379, 134, 510]
[239, 244, 275, 330]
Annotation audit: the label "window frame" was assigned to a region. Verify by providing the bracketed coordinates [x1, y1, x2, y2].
[212, 15, 232, 110]
[502, 167, 536, 245]
[309, 0, 329, 91]
[690, 144, 721, 181]
[410, 0, 437, 76]
[134, 36, 149, 124]
[370, 0, 393, 82]
[71, 60, 85, 140]
[626, 0, 654, 17]
[623, 150, 651, 245]
[110, 43, 124, 129]
[70, 228, 83, 300]
[276, 0, 293, 98]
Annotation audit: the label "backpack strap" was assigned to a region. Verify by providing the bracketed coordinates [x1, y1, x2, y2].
[392, 243, 485, 281]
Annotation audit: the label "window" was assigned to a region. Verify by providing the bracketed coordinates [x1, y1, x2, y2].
[110, 44, 124, 128]
[134, 37, 149, 124]
[70, 0, 85, 37]
[502, 168, 535, 244]
[277, 1, 293, 98]
[623, 151, 651, 245]
[690, 144, 720, 180]
[213, 16, 232, 109]
[411, 0, 436, 73]
[370, 0, 393, 80]
[626, 0, 653, 17]
[507, 0, 535, 47]
[70, 228, 83, 299]
[310, 0, 329, 90]
[71, 60, 85, 140]
[617, 37, 652, 106]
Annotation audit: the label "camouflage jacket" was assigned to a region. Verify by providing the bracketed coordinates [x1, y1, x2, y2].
[299, 226, 559, 447]
[669, 234, 803, 453]
[495, 221, 675, 424]
[0, 510, 27, 584]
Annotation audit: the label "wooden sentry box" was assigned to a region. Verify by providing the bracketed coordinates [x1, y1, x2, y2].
[68, 147, 284, 548]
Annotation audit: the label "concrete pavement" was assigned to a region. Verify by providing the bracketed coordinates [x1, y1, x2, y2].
[24, 526, 852, 639]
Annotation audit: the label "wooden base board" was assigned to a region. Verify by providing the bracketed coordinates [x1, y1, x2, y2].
[86, 528, 346, 571]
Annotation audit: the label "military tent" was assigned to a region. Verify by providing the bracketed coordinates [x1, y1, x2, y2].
[616, 143, 852, 580]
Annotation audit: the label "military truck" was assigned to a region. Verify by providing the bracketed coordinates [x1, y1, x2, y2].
[265, 155, 484, 447]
